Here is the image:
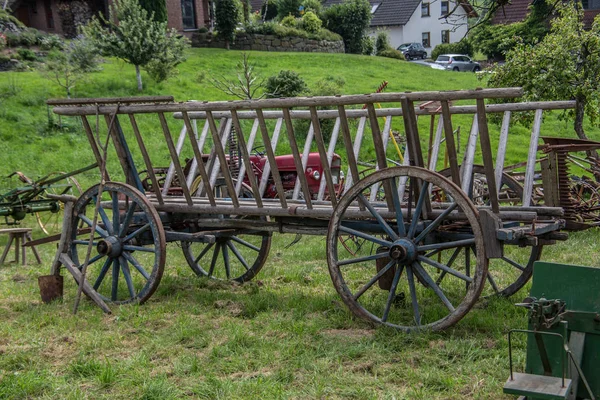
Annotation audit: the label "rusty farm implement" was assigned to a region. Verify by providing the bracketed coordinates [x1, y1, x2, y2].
[44, 88, 576, 331]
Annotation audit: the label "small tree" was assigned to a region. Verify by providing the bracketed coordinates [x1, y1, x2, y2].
[375, 31, 390, 55]
[323, 0, 371, 54]
[82, 0, 187, 91]
[209, 53, 267, 99]
[215, 0, 240, 49]
[41, 50, 82, 98]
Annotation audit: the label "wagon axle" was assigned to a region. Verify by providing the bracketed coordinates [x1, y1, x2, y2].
[96, 236, 123, 258]
[389, 239, 417, 263]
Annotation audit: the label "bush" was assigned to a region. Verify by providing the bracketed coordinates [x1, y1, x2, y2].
[280, 14, 298, 28]
[361, 35, 374, 55]
[301, 11, 321, 34]
[17, 48, 37, 61]
[323, 0, 371, 54]
[301, 0, 322, 15]
[243, 21, 341, 41]
[20, 28, 41, 46]
[375, 31, 390, 55]
[216, 0, 241, 48]
[277, 0, 302, 19]
[261, 0, 278, 20]
[431, 39, 473, 61]
[0, 33, 6, 51]
[265, 70, 307, 98]
[39, 34, 64, 51]
[4, 32, 20, 47]
[144, 32, 189, 82]
[378, 48, 404, 60]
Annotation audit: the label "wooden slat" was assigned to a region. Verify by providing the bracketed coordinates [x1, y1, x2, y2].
[476, 98, 499, 213]
[461, 114, 479, 193]
[230, 111, 263, 208]
[282, 108, 313, 208]
[162, 125, 188, 196]
[369, 114, 393, 202]
[207, 118, 231, 188]
[256, 111, 287, 208]
[338, 107, 361, 197]
[128, 114, 163, 205]
[427, 115, 444, 171]
[495, 111, 511, 197]
[258, 117, 284, 198]
[158, 112, 194, 205]
[205, 112, 240, 208]
[293, 122, 315, 200]
[185, 120, 210, 189]
[181, 112, 216, 207]
[310, 107, 337, 206]
[80, 116, 109, 182]
[104, 115, 139, 188]
[235, 119, 260, 197]
[523, 109, 543, 207]
[343, 116, 366, 193]
[440, 100, 461, 186]
[317, 117, 341, 201]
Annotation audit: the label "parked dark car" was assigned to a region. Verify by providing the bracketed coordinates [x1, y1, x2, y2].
[397, 43, 427, 60]
[434, 54, 481, 72]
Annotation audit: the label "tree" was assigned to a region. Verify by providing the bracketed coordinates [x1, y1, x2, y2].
[41, 51, 83, 98]
[139, 0, 168, 22]
[487, 1, 600, 162]
[209, 53, 267, 99]
[82, 0, 188, 91]
[323, 0, 371, 54]
[215, 0, 240, 50]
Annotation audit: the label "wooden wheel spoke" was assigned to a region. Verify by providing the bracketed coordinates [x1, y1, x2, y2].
[382, 264, 404, 323]
[222, 243, 231, 279]
[412, 262, 455, 312]
[389, 178, 406, 237]
[414, 203, 458, 243]
[417, 255, 473, 283]
[353, 259, 396, 300]
[122, 252, 150, 280]
[87, 253, 105, 266]
[112, 192, 120, 235]
[357, 193, 398, 240]
[208, 243, 221, 277]
[122, 245, 155, 253]
[226, 241, 250, 271]
[93, 258, 112, 290]
[193, 242, 214, 264]
[337, 251, 389, 267]
[501, 256, 526, 272]
[78, 214, 108, 237]
[119, 201, 137, 237]
[405, 264, 421, 326]
[487, 272, 500, 293]
[418, 238, 475, 252]
[230, 236, 260, 252]
[111, 259, 120, 301]
[339, 225, 392, 248]
[73, 239, 99, 246]
[407, 181, 430, 239]
[122, 223, 150, 243]
[435, 247, 462, 285]
[95, 200, 114, 235]
[119, 257, 136, 298]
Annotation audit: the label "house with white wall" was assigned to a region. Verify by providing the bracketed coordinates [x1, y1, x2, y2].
[324, 0, 475, 53]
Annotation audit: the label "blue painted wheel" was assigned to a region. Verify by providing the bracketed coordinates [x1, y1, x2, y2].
[70, 182, 166, 304]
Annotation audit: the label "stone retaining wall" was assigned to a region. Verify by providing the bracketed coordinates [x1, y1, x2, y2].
[192, 32, 345, 53]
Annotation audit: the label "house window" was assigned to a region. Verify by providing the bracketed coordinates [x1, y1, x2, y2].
[441, 0, 449, 15]
[583, 0, 600, 9]
[421, 2, 430, 17]
[371, 3, 380, 13]
[441, 30, 449, 44]
[422, 32, 430, 47]
[181, 0, 197, 30]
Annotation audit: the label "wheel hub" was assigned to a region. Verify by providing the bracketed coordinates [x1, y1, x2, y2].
[97, 236, 123, 258]
[389, 238, 417, 264]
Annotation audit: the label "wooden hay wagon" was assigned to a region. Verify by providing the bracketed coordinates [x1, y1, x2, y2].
[47, 88, 570, 331]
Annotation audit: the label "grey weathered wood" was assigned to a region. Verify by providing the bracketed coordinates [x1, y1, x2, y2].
[310, 107, 337, 206]
[540, 157, 558, 207]
[369, 115, 393, 202]
[47, 96, 174, 106]
[479, 209, 503, 258]
[230, 111, 263, 207]
[207, 117, 232, 190]
[59, 253, 112, 314]
[185, 120, 206, 189]
[282, 108, 313, 208]
[162, 125, 188, 196]
[461, 114, 479, 193]
[318, 117, 341, 201]
[205, 112, 239, 208]
[292, 121, 314, 200]
[256, 111, 287, 207]
[128, 114, 163, 205]
[81, 116, 110, 182]
[158, 112, 194, 206]
[181, 112, 216, 207]
[523, 109, 543, 207]
[338, 107, 361, 198]
[343, 116, 366, 193]
[366, 103, 394, 210]
[397, 146, 411, 203]
[440, 100, 461, 186]
[476, 98, 500, 214]
[428, 115, 444, 171]
[494, 111, 511, 197]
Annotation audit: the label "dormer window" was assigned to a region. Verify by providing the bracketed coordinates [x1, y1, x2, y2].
[421, 2, 430, 17]
[371, 3, 380, 13]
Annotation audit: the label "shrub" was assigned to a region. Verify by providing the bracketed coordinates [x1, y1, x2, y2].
[323, 0, 371, 54]
[361, 35, 374, 55]
[17, 48, 37, 61]
[243, 21, 341, 41]
[301, 0, 322, 15]
[375, 31, 390, 55]
[21, 28, 42, 46]
[265, 70, 307, 98]
[280, 14, 298, 28]
[4, 32, 20, 47]
[431, 39, 473, 61]
[301, 11, 321, 34]
[261, 0, 278, 21]
[277, 0, 302, 19]
[378, 48, 404, 60]
[0, 33, 6, 51]
[39, 34, 64, 51]
[215, 0, 241, 48]
[145, 32, 189, 82]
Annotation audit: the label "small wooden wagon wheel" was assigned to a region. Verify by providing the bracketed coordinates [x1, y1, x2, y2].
[70, 182, 166, 304]
[182, 177, 272, 282]
[327, 166, 487, 331]
[439, 165, 542, 297]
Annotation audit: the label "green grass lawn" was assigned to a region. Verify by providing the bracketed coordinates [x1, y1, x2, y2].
[1, 48, 600, 399]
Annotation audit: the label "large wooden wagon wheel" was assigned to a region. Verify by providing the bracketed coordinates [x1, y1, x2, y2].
[327, 166, 488, 331]
[439, 166, 542, 297]
[70, 182, 166, 304]
[182, 177, 272, 282]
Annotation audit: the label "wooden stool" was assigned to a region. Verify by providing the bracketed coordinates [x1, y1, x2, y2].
[0, 228, 42, 265]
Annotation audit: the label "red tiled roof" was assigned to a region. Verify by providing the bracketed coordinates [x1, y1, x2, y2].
[490, 0, 532, 25]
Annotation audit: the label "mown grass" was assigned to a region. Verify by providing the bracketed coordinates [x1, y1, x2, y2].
[1, 48, 600, 399]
